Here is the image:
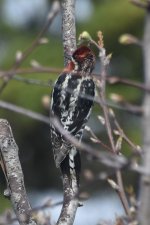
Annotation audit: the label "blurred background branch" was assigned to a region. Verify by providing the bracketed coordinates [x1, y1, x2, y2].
[139, 3, 150, 225]
[0, 0, 60, 94]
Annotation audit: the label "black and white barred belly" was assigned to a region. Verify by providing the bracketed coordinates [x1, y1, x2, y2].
[50, 72, 95, 170]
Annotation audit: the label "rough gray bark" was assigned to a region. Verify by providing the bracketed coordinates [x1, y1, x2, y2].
[61, 0, 76, 65]
[0, 119, 36, 225]
[139, 10, 150, 225]
[56, 175, 78, 225]
[56, 1, 79, 225]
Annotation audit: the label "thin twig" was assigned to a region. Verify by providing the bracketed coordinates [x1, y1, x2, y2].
[130, 0, 149, 9]
[107, 76, 150, 93]
[12, 1, 60, 70]
[1, 65, 150, 93]
[0, 0, 60, 94]
[0, 100, 49, 124]
[0, 199, 62, 225]
[92, 34, 131, 217]
[99, 78, 131, 217]
[14, 75, 51, 87]
[0, 67, 62, 78]
[111, 112, 143, 155]
[110, 97, 143, 116]
[85, 126, 112, 152]
[9, 73, 143, 115]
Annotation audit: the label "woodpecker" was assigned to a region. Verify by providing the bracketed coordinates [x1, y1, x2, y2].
[50, 46, 96, 187]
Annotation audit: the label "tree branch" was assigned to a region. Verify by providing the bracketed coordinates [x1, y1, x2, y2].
[61, 0, 76, 65]
[54, 1, 79, 225]
[0, 100, 49, 124]
[0, 119, 37, 225]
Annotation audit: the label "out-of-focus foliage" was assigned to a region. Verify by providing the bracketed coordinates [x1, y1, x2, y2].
[0, 191, 10, 213]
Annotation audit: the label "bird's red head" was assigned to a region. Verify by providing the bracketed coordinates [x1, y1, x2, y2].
[72, 46, 95, 63]
[64, 46, 95, 73]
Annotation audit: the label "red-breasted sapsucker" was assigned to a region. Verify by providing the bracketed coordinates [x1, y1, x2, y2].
[50, 46, 96, 186]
